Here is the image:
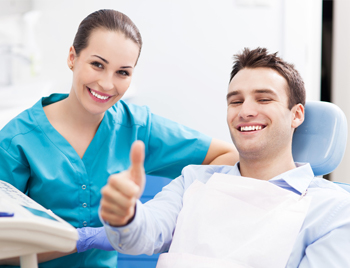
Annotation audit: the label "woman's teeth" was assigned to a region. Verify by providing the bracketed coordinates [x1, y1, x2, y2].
[240, 125, 262, 132]
[89, 89, 109, 100]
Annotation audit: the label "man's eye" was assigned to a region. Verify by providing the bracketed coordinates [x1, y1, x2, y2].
[91, 61, 103, 69]
[230, 101, 243, 105]
[117, 70, 130, 76]
[259, 99, 271, 103]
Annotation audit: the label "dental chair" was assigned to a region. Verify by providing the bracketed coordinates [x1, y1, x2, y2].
[292, 100, 347, 176]
[118, 100, 349, 268]
[292, 101, 349, 192]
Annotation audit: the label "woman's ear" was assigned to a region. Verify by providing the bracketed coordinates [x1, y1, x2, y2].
[67, 46, 77, 70]
[291, 103, 305, 129]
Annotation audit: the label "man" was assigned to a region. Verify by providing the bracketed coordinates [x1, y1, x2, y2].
[100, 47, 350, 267]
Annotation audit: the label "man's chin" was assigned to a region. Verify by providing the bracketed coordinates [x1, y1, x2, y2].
[237, 147, 267, 160]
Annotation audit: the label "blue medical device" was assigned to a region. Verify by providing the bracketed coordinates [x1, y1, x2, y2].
[119, 101, 349, 268]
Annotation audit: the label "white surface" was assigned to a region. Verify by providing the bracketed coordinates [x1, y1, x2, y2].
[0, 180, 78, 265]
[283, 0, 322, 102]
[160, 173, 310, 268]
[0, 81, 51, 129]
[331, 0, 350, 183]
[22, 0, 322, 143]
[0, 0, 32, 17]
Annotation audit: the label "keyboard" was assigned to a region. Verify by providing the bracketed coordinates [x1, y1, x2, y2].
[0, 180, 45, 210]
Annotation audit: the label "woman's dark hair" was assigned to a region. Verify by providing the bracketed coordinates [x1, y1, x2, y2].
[73, 9, 142, 64]
[230, 47, 305, 109]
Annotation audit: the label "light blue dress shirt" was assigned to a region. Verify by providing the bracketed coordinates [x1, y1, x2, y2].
[0, 94, 211, 268]
[104, 163, 350, 267]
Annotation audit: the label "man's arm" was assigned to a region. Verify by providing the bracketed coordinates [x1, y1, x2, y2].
[103, 181, 185, 256]
[202, 138, 238, 165]
[298, 224, 350, 267]
[100, 141, 186, 255]
[297, 200, 350, 267]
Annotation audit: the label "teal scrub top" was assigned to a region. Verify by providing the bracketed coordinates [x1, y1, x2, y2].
[0, 94, 211, 268]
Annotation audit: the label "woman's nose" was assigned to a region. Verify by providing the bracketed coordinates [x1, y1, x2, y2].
[98, 73, 114, 91]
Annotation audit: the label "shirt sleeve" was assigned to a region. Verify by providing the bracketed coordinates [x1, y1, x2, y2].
[144, 113, 212, 178]
[0, 145, 30, 192]
[102, 174, 187, 255]
[297, 199, 350, 267]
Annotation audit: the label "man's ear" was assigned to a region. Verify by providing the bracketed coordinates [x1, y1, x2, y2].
[67, 46, 77, 69]
[291, 103, 305, 129]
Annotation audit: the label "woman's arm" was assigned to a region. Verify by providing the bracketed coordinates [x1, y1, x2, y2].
[202, 138, 238, 165]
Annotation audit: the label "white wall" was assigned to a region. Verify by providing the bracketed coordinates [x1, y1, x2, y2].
[331, 0, 350, 183]
[1, 0, 322, 144]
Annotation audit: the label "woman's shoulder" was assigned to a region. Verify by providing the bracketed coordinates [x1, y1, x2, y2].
[1, 94, 66, 136]
[0, 109, 38, 150]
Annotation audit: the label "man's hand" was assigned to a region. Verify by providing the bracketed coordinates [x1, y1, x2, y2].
[100, 141, 146, 226]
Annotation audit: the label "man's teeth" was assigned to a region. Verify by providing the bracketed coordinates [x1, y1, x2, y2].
[240, 126, 262, 132]
[90, 89, 109, 100]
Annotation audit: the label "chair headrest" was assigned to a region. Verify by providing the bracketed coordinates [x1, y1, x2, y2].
[292, 101, 348, 176]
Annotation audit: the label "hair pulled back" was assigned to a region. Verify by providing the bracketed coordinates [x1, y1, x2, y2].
[73, 9, 142, 62]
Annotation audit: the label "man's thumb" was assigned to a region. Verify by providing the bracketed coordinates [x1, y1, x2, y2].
[129, 140, 145, 189]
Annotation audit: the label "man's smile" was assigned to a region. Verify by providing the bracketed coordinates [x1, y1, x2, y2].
[238, 125, 266, 132]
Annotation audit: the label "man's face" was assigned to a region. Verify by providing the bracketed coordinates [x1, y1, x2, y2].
[226, 67, 304, 160]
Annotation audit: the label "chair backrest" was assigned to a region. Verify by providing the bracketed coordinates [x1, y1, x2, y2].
[292, 101, 348, 176]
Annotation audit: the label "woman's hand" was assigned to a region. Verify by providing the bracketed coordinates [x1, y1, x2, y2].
[76, 227, 114, 252]
[100, 141, 146, 226]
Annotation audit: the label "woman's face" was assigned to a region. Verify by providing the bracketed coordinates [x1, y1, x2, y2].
[67, 28, 139, 116]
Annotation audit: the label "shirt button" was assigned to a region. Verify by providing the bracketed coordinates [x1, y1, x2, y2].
[82, 185, 86, 190]
[82, 203, 87, 208]
[83, 221, 87, 227]
[118, 243, 123, 248]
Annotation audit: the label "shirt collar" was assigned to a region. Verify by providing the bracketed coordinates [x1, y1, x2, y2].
[229, 162, 315, 195]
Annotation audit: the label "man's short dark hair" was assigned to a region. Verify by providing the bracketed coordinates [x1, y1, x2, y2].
[230, 47, 306, 109]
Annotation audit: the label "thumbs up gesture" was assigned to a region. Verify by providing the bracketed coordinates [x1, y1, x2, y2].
[100, 141, 146, 226]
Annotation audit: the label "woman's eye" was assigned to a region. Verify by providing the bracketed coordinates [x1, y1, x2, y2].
[91, 61, 103, 69]
[117, 70, 130, 76]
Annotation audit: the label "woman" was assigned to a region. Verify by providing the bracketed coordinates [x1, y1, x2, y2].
[0, 9, 237, 267]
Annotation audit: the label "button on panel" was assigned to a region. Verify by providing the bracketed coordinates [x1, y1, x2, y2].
[82, 185, 86, 190]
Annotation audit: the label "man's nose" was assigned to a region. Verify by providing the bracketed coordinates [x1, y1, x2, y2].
[238, 101, 258, 119]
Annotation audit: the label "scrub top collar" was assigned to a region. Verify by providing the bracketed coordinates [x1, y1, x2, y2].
[32, 93, 111, 165]
[227, 162, 314, 195]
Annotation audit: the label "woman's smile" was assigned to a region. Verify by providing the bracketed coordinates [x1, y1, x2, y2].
[87, 86, 113, 103]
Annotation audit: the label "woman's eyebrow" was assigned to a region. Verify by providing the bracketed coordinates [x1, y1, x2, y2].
[93, 55, 109, 64]
[92, 55, 133, 69]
